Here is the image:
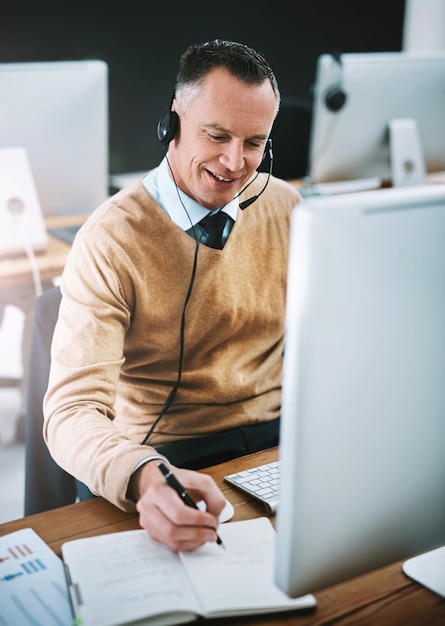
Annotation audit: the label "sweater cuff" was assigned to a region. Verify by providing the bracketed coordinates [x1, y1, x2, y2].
[126, 454, 170, 503]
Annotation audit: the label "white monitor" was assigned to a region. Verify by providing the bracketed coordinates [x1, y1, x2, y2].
[307, 52, 445, 188]
[275, 184, 445, 598]
[0, 60, 108, 217]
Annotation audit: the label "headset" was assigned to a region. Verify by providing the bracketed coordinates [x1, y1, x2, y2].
[157, 94, 274, 208]
[324, 51, 347, 113]
[157, 94, 179, 148]
[238, 138, 273, 210]
[157, 93, 273, 160]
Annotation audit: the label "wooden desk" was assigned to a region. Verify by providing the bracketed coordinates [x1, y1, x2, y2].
[0, 213, 88, 289]
[0, 447, 443, 625]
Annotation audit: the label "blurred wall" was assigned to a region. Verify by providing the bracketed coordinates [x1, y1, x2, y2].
[0, 0, 405, 179]
[403, 0, 445, 51]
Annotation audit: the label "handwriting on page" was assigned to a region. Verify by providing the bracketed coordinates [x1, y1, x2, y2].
[179, 519, 288, 614]
[64, 530, 200, 624]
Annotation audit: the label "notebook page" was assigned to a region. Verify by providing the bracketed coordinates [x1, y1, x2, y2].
[62, 529, 199, 626]
[179, 517, 315, 616]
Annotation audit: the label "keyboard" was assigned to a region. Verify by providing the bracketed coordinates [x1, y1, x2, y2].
[224, 460, 280, 514]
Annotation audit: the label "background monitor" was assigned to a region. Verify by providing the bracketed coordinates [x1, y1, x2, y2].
[275, 184, 445, 598]
[0, 60, 108, 217]
[307, 51, 445, 188]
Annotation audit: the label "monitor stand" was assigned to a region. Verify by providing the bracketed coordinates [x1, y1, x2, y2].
[389, 117, 426, 187]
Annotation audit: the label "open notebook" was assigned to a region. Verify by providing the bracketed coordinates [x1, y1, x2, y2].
[61, 517, 315, 626]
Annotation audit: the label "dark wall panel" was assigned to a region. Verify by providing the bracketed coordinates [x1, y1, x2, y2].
[0, 0, 405, 179]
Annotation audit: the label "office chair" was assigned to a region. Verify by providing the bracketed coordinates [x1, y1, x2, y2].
[24, 284, 94, 515]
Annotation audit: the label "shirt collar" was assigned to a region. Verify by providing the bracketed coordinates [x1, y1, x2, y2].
[143, 157, 238, 231]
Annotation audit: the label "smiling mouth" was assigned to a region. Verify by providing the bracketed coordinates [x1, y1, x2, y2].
[209, 170, 233, 183]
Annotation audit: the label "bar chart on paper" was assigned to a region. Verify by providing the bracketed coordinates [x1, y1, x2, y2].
[0, 527, 72, 625]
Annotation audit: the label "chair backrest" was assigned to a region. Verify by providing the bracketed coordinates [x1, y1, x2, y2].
[24, 285, 93, 515]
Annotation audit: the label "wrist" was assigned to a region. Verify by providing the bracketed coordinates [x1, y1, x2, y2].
[127, 454, 169, 502]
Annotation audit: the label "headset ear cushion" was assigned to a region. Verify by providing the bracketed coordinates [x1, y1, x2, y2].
[324, 87, 347, 112]
[157, 110, 179, 146]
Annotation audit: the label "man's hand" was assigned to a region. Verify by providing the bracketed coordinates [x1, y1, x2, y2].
[133, 460, 226, 552]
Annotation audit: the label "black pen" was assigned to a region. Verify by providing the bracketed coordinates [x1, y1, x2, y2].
[157, 461, 225, 549]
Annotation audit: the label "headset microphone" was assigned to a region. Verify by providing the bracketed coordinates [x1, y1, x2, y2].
[239, 138, 274, 210]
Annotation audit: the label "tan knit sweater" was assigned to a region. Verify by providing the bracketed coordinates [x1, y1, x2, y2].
[43, 173, 300, 510]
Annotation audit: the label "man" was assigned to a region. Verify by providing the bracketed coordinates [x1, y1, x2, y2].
[43, 39, 301, 551]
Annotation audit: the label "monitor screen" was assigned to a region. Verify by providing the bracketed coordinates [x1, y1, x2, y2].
[307, 52, 445, 188]
[0, 60, 108, 217]
[275, 184, 445, 598]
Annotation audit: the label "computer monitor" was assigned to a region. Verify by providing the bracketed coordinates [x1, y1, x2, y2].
[275, 184, 445, 598]
[307, 52, 445, 189]
[0, 60, 108, 217]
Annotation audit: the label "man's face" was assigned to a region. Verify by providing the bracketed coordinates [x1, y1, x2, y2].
[167, 67, 277, 211]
